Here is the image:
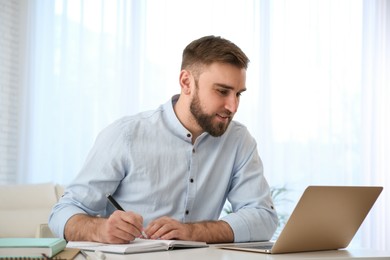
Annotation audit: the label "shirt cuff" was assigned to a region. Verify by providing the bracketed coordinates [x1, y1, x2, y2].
[49, 205, 87, 239]
[220, 213, 251, 242]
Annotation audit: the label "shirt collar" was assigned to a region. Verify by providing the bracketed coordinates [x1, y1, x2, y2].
[163, 94, 194, 142]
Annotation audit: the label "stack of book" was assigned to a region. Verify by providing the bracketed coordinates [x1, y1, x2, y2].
[0, 238, 66, 259]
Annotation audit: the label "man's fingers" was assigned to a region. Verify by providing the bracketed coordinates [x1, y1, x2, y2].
[145, 217, 188, 240]
[120, 211, 144, 236]
[147, 223, 169, 239]
[106, 210, 144, 242]
[122, 211, 144, 228]
[159, 229, 180, 240]
[145, 217, 170, 239]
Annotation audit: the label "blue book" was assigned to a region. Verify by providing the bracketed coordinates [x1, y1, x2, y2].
[0, 238, 66, 258]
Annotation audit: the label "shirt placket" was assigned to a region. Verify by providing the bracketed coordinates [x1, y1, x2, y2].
[183, 134, 198, 222]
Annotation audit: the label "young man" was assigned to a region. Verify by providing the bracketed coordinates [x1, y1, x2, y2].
[49, 35, 278, 244]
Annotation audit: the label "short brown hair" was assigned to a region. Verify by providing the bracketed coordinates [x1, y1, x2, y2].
[181, 36, 250, 73]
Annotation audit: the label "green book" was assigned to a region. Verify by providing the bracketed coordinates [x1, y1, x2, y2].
[0, 238, 66, 258]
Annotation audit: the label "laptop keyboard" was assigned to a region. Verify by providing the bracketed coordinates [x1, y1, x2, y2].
[237, 244, 273, 250]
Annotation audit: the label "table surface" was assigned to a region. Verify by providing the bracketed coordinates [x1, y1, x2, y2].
[79, 246, 390, 260]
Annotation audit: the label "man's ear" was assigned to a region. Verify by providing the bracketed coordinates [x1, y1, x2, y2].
[179, 70, 192, 95]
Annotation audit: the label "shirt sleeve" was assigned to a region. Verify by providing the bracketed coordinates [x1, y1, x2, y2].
[220, 132, 279, 242]
[48, 118, 129, 238]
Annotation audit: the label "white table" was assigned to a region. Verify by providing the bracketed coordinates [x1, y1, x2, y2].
[79, 246, 390, 259]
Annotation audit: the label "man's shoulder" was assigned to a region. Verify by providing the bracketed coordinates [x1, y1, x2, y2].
[119, 107, 163, 123]
[104, 105, 165, 132]
[224, 120, 256, 145]
[227, 120, 250, 134]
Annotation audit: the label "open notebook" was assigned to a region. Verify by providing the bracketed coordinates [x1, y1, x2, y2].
[221, 186, 382, 254]
[67, 238, 208, 254]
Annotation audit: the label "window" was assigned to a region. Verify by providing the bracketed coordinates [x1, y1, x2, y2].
[0, 0, 26, 184]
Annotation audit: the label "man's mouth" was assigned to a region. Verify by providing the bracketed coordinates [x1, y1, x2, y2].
[216, 114, 231, 122]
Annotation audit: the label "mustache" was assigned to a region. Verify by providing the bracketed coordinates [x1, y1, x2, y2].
[217, 110, 233, 118]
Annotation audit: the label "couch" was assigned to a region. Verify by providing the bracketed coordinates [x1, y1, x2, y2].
[0, 182, 64, 238]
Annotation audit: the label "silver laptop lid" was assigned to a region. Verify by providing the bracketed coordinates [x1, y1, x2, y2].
[271, 186, 383, 254]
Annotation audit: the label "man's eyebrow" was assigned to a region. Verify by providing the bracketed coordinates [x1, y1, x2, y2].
[214, 83, 247, 93]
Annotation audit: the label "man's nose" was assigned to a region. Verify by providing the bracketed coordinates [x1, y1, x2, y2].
[225, 95, 239, 114]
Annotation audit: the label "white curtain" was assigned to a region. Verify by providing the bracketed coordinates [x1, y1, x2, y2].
[360, 0, 390, 250]
[19, 0, 388, 249]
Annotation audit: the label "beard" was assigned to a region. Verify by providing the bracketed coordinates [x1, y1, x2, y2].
[189, 87, 232, 137]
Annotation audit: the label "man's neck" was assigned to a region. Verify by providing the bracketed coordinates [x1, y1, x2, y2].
[173, 95, 203, 143]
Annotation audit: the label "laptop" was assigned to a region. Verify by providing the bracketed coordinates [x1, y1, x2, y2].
[221, 186, 383, 254]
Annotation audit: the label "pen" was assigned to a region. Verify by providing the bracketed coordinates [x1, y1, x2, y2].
[106, 193, 124, 211]
[80, 250, 92, 260]
[106, 193, 148, 239]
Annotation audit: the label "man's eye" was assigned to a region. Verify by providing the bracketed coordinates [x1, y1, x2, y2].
[218, 89, 229, 96]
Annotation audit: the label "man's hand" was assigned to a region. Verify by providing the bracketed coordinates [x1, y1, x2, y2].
[101, 210, 144, 243]
[64, 211, 144, 244]
[144, 216, 234, 243]
[144, 217, 192, 240]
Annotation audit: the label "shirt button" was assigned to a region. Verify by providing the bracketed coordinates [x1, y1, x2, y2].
[187, 133, 191, 138]
[185, 210, 189, 215]
[190, 178, 194, 183]
[192, 148, 195, 153]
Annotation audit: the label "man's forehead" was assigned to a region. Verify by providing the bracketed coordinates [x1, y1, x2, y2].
[198, 63, 246, 86]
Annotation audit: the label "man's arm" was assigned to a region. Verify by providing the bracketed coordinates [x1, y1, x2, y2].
[145, 216, 234, 243]
[64, 211, 144, 243]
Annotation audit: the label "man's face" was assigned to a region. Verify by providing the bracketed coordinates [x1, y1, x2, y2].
[189, 63, 246, 137]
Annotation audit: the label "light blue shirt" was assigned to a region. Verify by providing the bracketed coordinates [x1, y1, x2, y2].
[49, 95, 278, 242]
